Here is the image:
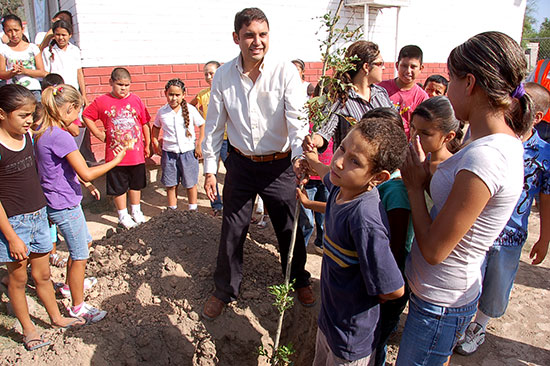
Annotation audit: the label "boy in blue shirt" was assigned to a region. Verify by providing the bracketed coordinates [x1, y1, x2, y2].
[300, 115, 407, 364]
[455, 82, 550, 355]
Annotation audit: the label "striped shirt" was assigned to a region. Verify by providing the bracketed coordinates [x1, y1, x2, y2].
[317, 85, 393, 151]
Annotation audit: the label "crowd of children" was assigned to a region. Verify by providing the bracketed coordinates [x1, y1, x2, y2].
[1, 9, 549, 366]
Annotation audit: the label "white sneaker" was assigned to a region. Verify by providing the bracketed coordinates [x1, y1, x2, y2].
[454, 322, 485, 355]
[69, 302, 107, 323]
[57, 277, 98, 299]
[119, 214, 138, 229]
[131, 210, 146, 225]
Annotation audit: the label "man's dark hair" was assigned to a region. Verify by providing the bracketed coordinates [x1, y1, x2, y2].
[424, 74, 449, 92]
[353, 115, 408, 174]
[234, 7, 269, 34]
[53, 10, 73, 25]
[398, 45, 423, 64]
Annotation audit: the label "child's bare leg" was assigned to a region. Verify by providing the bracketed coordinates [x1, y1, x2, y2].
[128, 190, 141, 206]
[113, 193, 128, 211]
[29, 252, 80, 327]
[66, 258, 87, 306]
[187, 186, 198, 210]
[6, 259, 37, 337]
[166, 186, 177, 208]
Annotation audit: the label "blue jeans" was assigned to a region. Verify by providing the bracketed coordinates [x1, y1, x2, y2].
[298, 179, 328, 247]
[47, 205, 92, 261]
[396, 293, 478, 365]
[478, 244, 523, 318]
[211, 139, 228, 211]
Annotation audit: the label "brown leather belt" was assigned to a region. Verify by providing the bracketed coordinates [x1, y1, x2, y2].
[233, 147, 290, 162]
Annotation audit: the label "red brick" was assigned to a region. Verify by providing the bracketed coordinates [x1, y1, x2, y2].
[100, 76, 111, 84]
[146, 81, 167, 90]
[85, 76, 100, 85]
[88, 85, 111, 94]
[159, 73, 181, 81]
[144, 65, 172, 74]
[187, 88, 202, 97]
[132, 74, 159, 82]
[131, 82, 146, 91]
[183, 72, 205, 80]
[83, 67, 112, 77]
[172, 64, 199, 72]
[126, 65, 144, 74]
[135, 90, 163, 99]
[182, 79, 200, 88]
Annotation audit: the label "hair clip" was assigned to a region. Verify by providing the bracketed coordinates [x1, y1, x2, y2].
[511, 83, 525, 99]
[52, 86, 63, 96]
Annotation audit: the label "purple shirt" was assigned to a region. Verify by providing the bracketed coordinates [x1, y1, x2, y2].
[34, 126, 82, 210]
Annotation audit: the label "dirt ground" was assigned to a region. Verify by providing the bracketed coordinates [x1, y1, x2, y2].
[0, 164, 549, 365]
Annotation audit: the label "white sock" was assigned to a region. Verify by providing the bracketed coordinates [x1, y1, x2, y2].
[168, 205, 177, 210]
[474, 310, 491, 330]
[188, 203, 198, 211]
[117, 208, 129, 220]
[130, 204, 142, 215]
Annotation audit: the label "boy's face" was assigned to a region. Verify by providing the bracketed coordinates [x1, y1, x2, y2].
[424, 81, 446, 98]
[329, 129, 378, 198]
[204, 64, 218, 86]
[396, 57, 423, 86]
[233, 20, 269, 66]
[110, 78, 131, 99]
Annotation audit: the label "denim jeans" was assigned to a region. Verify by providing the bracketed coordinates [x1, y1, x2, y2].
[478, 244, 523, 318]
[47, 204, 92, 261]
[210, 139, 228, 211]
[395, 293, 478, 365]
[298, 179, 328, 247]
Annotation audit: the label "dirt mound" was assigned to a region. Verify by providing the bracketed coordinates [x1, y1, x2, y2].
[1, 210, 319, 365]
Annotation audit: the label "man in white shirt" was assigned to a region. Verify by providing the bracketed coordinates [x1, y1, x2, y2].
[201, 7, 313, 320]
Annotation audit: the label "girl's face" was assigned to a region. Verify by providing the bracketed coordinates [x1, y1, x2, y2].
[165, 85, 185, 109]
[292, 63, 305, 80]
[59, 101, 81, 125]
[410, 115, 454, 154]
[0, 103, 35, 136]
[53, 27, 72, 49]
[446, 73, 469, 121]
[3, 20, 23, 45]
[366, 56, 385, 85]
[204, 64, 218, 86]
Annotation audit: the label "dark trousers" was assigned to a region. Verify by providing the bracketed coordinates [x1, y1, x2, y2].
[213, 152, 311, 303]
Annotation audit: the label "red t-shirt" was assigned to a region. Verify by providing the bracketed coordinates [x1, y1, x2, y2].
[83, 93, 151, 165]
[378, 79, 428, 139]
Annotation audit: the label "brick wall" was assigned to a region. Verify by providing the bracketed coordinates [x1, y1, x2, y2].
[83, 61, 447, 161]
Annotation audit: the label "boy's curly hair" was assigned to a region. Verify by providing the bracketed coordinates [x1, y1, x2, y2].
[352, 113, 408, 174]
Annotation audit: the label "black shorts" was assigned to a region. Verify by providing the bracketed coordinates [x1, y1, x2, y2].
[106, 164, 146, 196]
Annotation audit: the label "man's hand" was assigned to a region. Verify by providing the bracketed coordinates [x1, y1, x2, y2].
[293, 157, 309, 186]
[204, 173, 218, 202]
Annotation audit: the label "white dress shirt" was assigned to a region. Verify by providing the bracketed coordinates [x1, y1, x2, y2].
[153, 103, 204, 153]
[42, 43, 82, 90]
[202, 54, 308, 174]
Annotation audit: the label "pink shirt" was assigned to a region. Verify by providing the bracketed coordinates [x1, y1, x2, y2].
[378, 79, 428, 139]
[83, 93, 151, 166]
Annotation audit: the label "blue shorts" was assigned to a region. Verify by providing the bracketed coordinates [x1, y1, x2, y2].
[161, 150, 199, 189]
[47, 205, 92, 261]
[0, 207, 52, 263]
[478, 244, 523, 318]
[395, 293, 478, 365]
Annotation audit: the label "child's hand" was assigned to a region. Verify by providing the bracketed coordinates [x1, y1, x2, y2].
[112, 145, 127, 162]
[530, 240, 549, 265]
[302, 133, 324, 153]
[9, 236, 28, 261]
[86, 183, 101, 200]
[151, 139, 161, 156]
[304, 149, 320, 165]
[296, 187, 310, 205]
[401, 136, 430, 191]
[194, 145, 203, 159]
[144, 144, 151, 158]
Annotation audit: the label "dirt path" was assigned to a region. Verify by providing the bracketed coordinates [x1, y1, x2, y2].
[0, 165, 549, 365]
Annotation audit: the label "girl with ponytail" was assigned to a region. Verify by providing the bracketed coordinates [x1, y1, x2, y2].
[397, 31, 531, 365]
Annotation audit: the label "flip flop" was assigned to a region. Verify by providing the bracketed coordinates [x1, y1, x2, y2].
[23, 334, 51, 351]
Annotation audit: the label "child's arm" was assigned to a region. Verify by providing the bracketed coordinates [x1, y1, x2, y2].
[66, 146, 126, 182]
[39, 31, 54, 51]
[530, 193, 550, 265]
[386, 208, 411, 268]
[0, 201, 28, 260]
[82, 116, 106, 142]
[296, 187, 326, 213]
[0, 55, 18, 80]
[378, 285, 405, 302]
[77, 68, 88, 105]
[151, 125, 162, 156]
[77, 176, 100, 200]
[142, 123, 151, 158]
[20, 52, 48, 78]
[304, 149, 330, 179]
[195, 124, 205, 159]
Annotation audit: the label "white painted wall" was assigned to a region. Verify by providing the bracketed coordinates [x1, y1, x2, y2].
[58, 0, 525, 67]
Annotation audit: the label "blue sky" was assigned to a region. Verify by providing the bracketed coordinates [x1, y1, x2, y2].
[533, 0, 550, 30]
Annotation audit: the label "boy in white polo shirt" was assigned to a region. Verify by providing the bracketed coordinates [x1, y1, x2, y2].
[152, 78, 205, 211]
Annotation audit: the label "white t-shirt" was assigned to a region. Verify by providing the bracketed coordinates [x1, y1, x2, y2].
[42, 43, 82, 90]
[406, 133, 524, 307]
[154, 103, 204, 153]
[0, 43, 42, 91]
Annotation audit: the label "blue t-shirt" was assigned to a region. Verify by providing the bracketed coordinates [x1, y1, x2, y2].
[494, 130, 550, 246]
[318, 175, 404, 361]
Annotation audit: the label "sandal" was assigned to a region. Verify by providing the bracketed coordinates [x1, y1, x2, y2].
[49, 253, 67, 268]
[23, 333, 51, 351]
[53, 316, 87, 329]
